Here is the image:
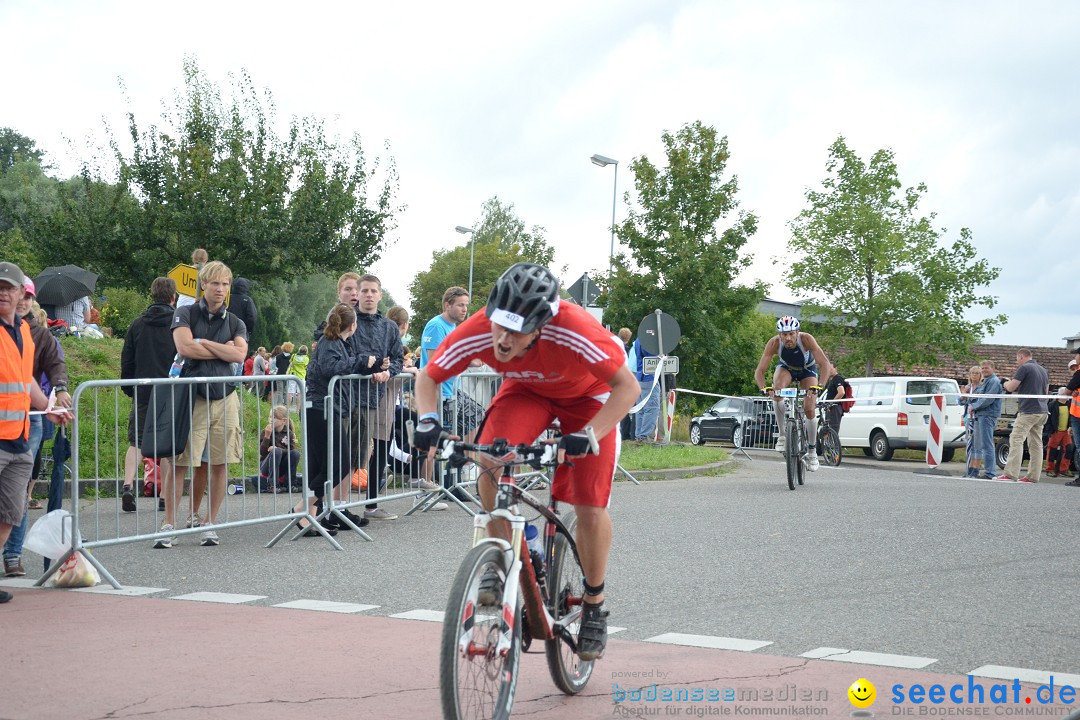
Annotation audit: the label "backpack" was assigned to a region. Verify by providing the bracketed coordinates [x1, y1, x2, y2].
[840, 379, 855, 412]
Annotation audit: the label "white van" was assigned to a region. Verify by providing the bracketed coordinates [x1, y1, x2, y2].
[838, 376, 965, 461]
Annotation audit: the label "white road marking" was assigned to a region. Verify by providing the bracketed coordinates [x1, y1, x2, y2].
[969, 665, 1080, 688]
[644, 633, 772, 652]
[74, 585, 166, 596]
[169, 591, 266, 604]
[800, 647, 936, 669]
[273, 599, 379, 613]
[392, 609, 446, 622]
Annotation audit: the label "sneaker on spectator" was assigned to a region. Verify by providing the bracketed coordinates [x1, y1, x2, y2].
[410, 477, 439, 491]
[808, 455, 820, 472]
[122, 487, 136, 513]
[1017, 477, 1034, 483]
[430, 501, 449, 511]
[332, 508, 370, 529]
[0, 590, 11, 603]
[186, 515, 203, 528]
[200, 530, 220, 546]
[994, 475, 1015, 482]
[774, 436, 786, 454]
[153, 524, 176, 549]
[4, 556, 25, 577]
[1064, 479, 1080, 487]
[364, 507, 398, 521]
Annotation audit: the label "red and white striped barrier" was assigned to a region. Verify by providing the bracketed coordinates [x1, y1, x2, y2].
[926, 394, 944, 467]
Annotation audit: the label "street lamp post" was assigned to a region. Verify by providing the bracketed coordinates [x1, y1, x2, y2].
[590, 153, 618, 284]
[455, 225, 477, 301]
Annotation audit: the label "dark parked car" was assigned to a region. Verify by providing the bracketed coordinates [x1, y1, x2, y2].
[689, 396, 778, 448]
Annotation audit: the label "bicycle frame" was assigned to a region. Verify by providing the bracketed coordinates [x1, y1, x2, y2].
[443, 439, 586, 658]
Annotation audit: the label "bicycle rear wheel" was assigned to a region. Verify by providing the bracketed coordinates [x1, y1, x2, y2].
[545, 510, 594, 694]
[440, 543, 521, 720]
[785, 420, 798, 491]
[820, 426, 842, 466]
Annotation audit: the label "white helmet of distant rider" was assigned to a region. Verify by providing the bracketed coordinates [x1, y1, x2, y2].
[776, 315, 800, 333]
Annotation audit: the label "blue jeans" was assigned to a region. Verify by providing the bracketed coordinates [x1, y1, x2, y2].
[634, 379, 661, 440]
[3, 416, 44, 560]
[973, 413, 998, 478]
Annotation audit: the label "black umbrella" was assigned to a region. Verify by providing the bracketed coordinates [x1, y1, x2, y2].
[34, 265, 99, 307]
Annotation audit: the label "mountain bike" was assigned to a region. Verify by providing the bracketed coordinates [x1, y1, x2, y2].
[435, 432, 598, 720]
[816, 402, 842, 467]
[769, 386, 811, 490]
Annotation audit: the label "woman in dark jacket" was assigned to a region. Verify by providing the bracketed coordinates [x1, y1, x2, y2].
[293, 304, 377, 535]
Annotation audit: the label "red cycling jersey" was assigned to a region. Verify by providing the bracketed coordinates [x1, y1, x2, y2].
[426, 300, 627, 507]
[425, 300, 626, 399]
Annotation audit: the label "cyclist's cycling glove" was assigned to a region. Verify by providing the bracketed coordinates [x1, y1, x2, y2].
[413, 417, 443, 452]
[559, 431, 594, 456]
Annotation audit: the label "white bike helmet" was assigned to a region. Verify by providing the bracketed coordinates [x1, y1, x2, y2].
[776, 315, 800, 333]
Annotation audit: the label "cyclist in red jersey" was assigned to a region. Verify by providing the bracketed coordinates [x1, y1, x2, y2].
[413, 263, 639, 661]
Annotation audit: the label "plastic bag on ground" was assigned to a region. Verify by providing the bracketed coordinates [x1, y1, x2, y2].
[52, 552, 100, 588]
[25, 509, 73, 560]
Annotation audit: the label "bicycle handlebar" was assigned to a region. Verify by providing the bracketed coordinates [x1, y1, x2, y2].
[434, 426, 599, 470]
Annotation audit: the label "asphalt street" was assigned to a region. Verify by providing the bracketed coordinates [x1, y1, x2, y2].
[19, 449, 1076, 682]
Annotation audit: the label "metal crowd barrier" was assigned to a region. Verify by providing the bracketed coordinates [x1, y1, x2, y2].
[35, 374, 323, 589]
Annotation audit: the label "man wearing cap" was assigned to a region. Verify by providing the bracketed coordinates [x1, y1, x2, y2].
[0, 262, 69, 602]
[3, 276, 72, 577]
[1065, 355, 1080, 487]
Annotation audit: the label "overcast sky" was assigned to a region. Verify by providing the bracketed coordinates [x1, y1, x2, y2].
[3, 0, 1078, 349]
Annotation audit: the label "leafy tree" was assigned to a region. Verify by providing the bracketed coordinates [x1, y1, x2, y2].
[785, 137, 1005, 376]
[0, 159, 59, 232]
[604, 121, 766, 396]
[408, 196, 557, 323]
[0, 128, 45, 174]
[18, 59, 401, 292]
[0, 227, 43, 277]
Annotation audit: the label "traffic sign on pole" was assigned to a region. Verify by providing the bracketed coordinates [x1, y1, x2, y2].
[168, 264, 199, 299]
[567, 274, 600, 306]
[636, 311, 680, 355]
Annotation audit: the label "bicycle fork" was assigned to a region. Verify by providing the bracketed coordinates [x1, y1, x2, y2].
[468, 511, 557, 658]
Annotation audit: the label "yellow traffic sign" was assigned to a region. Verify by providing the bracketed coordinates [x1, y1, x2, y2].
[168, 263, 199, 298]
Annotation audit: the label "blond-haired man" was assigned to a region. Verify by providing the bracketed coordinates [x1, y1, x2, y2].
[164, 260, 248, 547]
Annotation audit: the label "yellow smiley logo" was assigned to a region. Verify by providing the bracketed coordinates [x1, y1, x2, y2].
[848, 678, 876, 708]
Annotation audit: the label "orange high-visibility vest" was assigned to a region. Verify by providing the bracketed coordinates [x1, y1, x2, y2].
[1071, 388, 1080, 419]
[0, 318, 35, 442]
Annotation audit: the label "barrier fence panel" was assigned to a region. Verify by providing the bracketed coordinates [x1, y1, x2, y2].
[315, 372, 432, 533]
[36, 374, 323, 589]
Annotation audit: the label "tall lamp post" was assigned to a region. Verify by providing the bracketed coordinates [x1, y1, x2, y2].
[455, 225, 477, 301]
[590, 153, 618, 284]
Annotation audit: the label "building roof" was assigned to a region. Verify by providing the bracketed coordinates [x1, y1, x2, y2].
[872, 344, 1077, 389]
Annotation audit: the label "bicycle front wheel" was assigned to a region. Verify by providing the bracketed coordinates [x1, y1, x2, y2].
[440, 543, 521, 720]
[545, 510, 595, 695]
[820, 426, 842, 466]
[785, 420, 798, 491]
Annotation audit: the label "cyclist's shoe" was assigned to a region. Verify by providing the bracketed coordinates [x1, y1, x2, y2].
[476, 566, 504, 606]
[577, 602, 609, 661]
[774, 436, 786, 454]
[808, 454, 820, 472]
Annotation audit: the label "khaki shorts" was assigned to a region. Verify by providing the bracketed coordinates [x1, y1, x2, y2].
[177, 392, 243, 467]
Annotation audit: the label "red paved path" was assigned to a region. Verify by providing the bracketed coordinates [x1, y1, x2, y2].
[3, 587, 1073, 720]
